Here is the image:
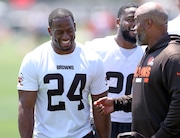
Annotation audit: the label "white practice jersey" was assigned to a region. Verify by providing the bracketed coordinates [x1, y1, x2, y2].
[86, 35, 144, 123]
[168, 14, 180, 35]
[17, 41, 108, 138]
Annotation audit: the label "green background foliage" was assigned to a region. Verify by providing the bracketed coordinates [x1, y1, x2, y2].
[0, 41, 21, 138]
[0, 34, 48, 138]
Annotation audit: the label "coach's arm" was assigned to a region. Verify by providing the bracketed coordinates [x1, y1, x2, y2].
[94, 94, 132, 116]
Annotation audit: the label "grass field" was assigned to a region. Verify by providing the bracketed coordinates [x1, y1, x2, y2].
[0, 40, 21, 138]
[0, 34, 48, 138]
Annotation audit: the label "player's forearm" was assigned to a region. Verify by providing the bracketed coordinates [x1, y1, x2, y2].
[18, 108, 34, 138]
[93, 110, 111, 138]
[91, 92, 111, 137]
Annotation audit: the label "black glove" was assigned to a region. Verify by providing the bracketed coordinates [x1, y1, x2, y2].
[117, 131, 145, 138]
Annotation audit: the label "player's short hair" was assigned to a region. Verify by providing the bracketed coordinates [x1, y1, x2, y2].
[117, 3, 139, 19]
[48, 8, 74, 28]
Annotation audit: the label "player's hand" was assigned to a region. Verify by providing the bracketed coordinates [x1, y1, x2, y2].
[93, 97, 114, 115]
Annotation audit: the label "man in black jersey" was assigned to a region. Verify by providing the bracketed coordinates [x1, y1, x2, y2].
[94, 2, 180, 138]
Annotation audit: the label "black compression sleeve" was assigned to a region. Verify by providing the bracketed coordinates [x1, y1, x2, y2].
[113, 95, 132, 112]
[114, 98, 123, 111]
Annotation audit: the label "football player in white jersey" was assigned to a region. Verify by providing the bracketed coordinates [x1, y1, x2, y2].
[168, 0, 180, 35]
[17, 8, 110, 138]
[85, 3, 144, 138]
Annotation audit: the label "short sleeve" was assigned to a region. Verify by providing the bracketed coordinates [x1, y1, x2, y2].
[89, 56, 108, 95]
[17, 53, 38, 91]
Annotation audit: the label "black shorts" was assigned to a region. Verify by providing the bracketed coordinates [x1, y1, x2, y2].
[111, 122, 131, 138]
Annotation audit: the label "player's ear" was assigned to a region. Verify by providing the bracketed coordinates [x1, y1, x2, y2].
[116, 18, 120, 28]
[74, 22, 76, 31]
[48, 27, 52, 36]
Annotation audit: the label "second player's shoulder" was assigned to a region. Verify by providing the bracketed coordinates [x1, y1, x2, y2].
[85, 35, 115, 49]
[76, 41, 101, 59]
[168, 15, 180, 35]
[138, 45, 147, 53]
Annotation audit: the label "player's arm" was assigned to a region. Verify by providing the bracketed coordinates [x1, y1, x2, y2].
[18, 90, 37, 138]
[94, 94, 132, 116]
[91, 91, 111, 138]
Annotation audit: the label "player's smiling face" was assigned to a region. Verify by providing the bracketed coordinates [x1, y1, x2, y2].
[49, 16, 76, 54]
